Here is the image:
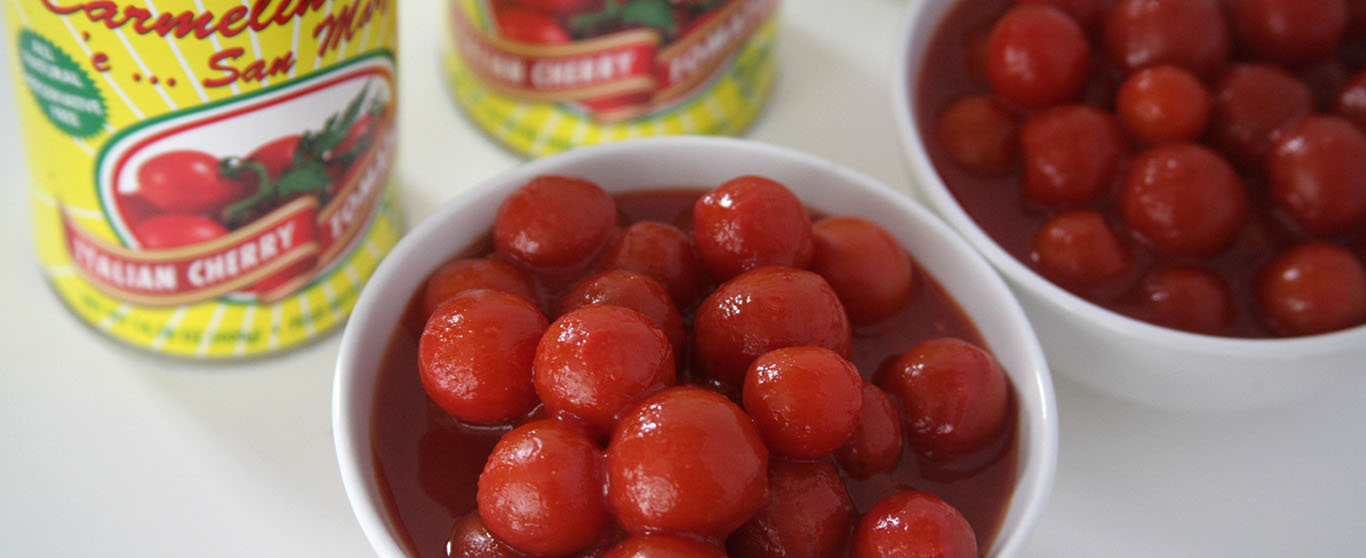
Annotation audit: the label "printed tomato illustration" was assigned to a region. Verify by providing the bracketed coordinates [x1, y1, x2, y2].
[495, 3, 573, 44]
[137, 150, 249, 214]
[512, 0, 604, 15]
[133, 214, 228, 249]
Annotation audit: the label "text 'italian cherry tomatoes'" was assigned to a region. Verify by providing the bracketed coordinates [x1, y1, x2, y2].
[852, 490, 977, 558]
[693, 175, 813, 281]
[133, 214, 229, 250]
[137, 150, 248, 214]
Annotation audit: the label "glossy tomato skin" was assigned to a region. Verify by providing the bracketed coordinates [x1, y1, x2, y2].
[835, 382, 904, 480]
[1210, 64, 1313, 167]
[1017, 0, 1115, 32]
[604, 535, 727, 558]
[693, 267, 852, 393]
[935, 95, 1020, 177]
[810, 217, 915, 325]
[133, 214, 229, 249]
[727, 460, 855, 558]
[985, 5, 1091, 108]
[534, 304, 676, 438]
[693, 175, 813, 281]
[602, 221, 708, 308]
[1030, 210, 1133, 287]
[1020, 104, 1129, 206]
[1257, 242, 1366, 336]
[1334, 69, 1366, 130]
[477, 419, 610, 556]
[1267, 116, 1366, 236]
[1141, 266, 1236, 334]
[1119, 143, 1249, 258]
[742, 347, 863, 459]
[494, 3, 573, 44]
[851, 491, 977, 558]
[447, 512, 529, 558]
[881, 338, 1010, 459]
[494, 175, 617, 269]
[1116, 65, 1211, 144]
[418, 290, 547, 424]
[1230, 0, 1348, 65]
[607, 386, 769, 539]
[557, 270, 686, 355]
[1103, 0, 1230, 77]
[422, 258, 539, 317]
[137, 150, 248, 214]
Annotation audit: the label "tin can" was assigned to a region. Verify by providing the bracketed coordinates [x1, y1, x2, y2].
[4, 0, 404, 358]
[445, 0, 779, 157]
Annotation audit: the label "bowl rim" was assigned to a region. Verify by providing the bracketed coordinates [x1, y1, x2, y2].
[890, 0, 1366, 359]
[333, 135, 1058, 558]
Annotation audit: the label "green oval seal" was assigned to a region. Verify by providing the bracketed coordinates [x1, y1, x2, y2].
[17, 29, 106, 138]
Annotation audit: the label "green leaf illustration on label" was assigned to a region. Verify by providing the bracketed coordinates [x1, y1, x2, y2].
[17, 29, 106, 138]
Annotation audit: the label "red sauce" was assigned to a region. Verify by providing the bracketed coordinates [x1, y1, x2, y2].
[914, 0, 1366, 338]
[370, 190, 1019, 557]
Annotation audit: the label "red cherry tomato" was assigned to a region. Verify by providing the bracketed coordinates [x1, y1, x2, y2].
[1267, 116, 1366, 236]
[742, 347, 864, 459]
[494, 175, 617, 269]
[557, 270, 686, 355]
[1017, 0, 1115, 32]
[1302, 60, 1350, 111]
[693, 175, 813, 281]
[1141, 266, 1236, 334]
[447, 512, 527, 558]
[835, 382, 904, 480]
[881, 338, 1009, 459]
[137, 150, 248, 214]
[494, 4, 573, 44]
[534, 304, 675, 438]
[477, 419, 610, 556]
[418, 290, 547, 424]
[728, 460, 855, 558]
[1103, 0, 1230, 77]
[1230, 0, 1348, 65]
[986, 5, 1091, 108]
[601, 221, 708, 308]
[1031, 210, 1133, 286]
[133, 214, 229, 249]
[247, 135, 300, 179]
[935, 95, 1020, 177]
[1116, 65, 1211, 144]
[1258, 242, 1366, 336]
[810, 217, 915, 325]
[422, 258, 539, 317]
[604, 535, 726, 558]
[116, 194, 158, 228]
[1335, 69, 1366, 130]
[1020, 104, 1129, 206]
[852, 491, 977, 558]
[693, 267, 852, 393]
[334, 114, 379, 158]
[1119, 143, 1249, 258]
[1210, 64, 1313, 167]
[511, 0, 602, 16]
[607, 386, 769, 539]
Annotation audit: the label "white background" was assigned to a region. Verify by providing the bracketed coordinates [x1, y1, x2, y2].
[2, 0, 1365, 556]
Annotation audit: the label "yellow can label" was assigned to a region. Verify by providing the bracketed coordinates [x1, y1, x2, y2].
[4, 0, 403, 358]
[444, 0, 778, 157]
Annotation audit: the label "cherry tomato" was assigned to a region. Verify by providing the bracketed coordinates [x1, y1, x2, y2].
[447, 512, 527, 558]
[1103, 0, 1230, 77]
[418, 290, 547, 424]
[247, 136, 300, 179]
[478, 419, 610, 556]
[1230, 0, 1347, 65]
[601, 221, 708, 308]
[1258, 242, 1366, 336]
[422, 258, 539, 317]
[742, 347, 863, 459]
[494, 4, 573, 44]
[511, 0, 602, 16]
[693, 175, 813, 281]
[880, 338, 1009, 459]
[1116, 65, 1211, 144]
[116, 194, 158, 228]
[557, 270, 686, 355]
[986, 5, 1091, 108]
[835, 382, 904, 480]
[1209, 64, 1313, 167]
[728, 460, 855, 558]
[1335, 69, 1366, 130]
[1303, 60, 1350, 112]
[494, 175, 617, 269]
[137, 150, 248, 214]
[1017, 0, 1115, 32]
[133, 214, 229, 250]
[810, 217, 915, 325]
[604, 535, 726, 558]
[1267, 116, 1366, 236]
[935, 95, 1020, 177]
[534, 304, 675, 438]
[852, 491, 977, 558]
[607, 386, 769, 539]
[1031, 210, 1133, 286]
[333, 114, 381, 159]
[1020, 104, 1128, 206]
[694, 267, 852, 393]
[1141, 266, 1235, 334]
[1119, 143, 1249, 258]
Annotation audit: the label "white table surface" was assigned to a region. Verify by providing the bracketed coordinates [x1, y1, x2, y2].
[2, 1, 1364, 556]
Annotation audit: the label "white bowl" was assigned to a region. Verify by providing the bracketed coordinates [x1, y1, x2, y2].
[333, 136, 1057, 557]
[891, 0, 1366, 411]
